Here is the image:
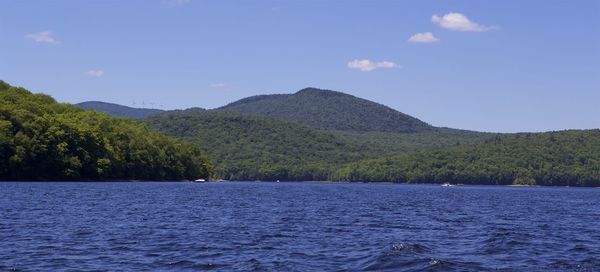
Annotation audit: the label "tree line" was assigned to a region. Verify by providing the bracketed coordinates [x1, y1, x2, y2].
[332, 131, 600, 186]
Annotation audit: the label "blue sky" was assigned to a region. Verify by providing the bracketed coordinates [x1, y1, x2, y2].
[1, 0, 598, 132]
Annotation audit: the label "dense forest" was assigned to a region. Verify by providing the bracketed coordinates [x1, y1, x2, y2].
[333, 130, 600, 186]
[144, 110, 371, 180]
[145, 104, 600, 186]
[217, 87, 434, 133]
[330, 128, 497, 154]
[0, 81, 212, 181]
[143, 109, 501, 181]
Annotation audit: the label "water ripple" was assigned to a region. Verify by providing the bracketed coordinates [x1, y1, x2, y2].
[1, 182, 599, 271]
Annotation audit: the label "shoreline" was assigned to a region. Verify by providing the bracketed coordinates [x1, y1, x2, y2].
[1, 180, 598, 188]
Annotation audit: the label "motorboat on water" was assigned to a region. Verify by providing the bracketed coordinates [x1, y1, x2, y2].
[441, 182, 454, 187]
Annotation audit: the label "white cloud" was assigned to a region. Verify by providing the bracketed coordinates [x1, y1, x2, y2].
[408, 32, 440, 43]
[209, 83, 227, 88]
[347, 59, 399, 72]
[85, 70, 104, 78]
[432, 12, 495, 32]
[25, 31, 58, 44]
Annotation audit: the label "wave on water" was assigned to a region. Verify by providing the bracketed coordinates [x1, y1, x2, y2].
[358, 243, 484, 271]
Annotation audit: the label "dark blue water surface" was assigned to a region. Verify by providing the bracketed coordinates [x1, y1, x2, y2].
[1, 182, 600, 271]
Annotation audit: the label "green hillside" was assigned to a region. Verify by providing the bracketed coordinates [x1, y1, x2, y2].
[144, 110, 376, 181]
[76, 101, 165, 119]
[73, 91, 503, 182]
[79, 87, 495, 153]
[0, 81, 212, 181]
[333, 130, 600, 186]
[61, 85, 600, 186]
[331, 128, 498, 154]
[217, 87, 434, 133]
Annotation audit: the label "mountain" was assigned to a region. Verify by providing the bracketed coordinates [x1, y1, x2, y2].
[68, 86, 600, 186]
[76, 101, 165, 119]
[0, 81, 211, 181]
[78, 88, 498, 180]
[217, 87, 434, 133]
[77, 88, 495, 152]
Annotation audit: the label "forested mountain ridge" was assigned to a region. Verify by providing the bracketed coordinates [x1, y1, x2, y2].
[0, 81, 212, 181]
[144, 109, 380, 180]
[76, 101, 165, 119]
[79, 88, 497, 152]
[217, 87, 435, 133]
[144, 105, 600, 186]
[12, 81, 600, 186]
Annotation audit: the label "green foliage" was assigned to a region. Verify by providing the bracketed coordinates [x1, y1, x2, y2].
[66, 85, 600, 186]
[331, 128, 499, 154]
[145, 100, 600, 186]
[333, 131, 600, 186]
[0, 82, 212, 181]
[144, 106, 508, 182]
[217, 87, 434, 133]
[0, 80, 10, 92]
[144, 110, 373, 181]
[76, 101, 165, 119]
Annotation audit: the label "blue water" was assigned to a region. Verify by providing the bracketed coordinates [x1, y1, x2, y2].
[1, 182, 599, 271]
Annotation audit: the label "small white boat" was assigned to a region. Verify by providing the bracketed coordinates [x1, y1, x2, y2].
[194, 178, 206, 182]
[441, 182, 454, 187]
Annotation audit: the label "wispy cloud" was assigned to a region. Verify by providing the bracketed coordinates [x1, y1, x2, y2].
[209, 83, 227, 89]
[408, 32, 440, 43]
[85, 70, 104, 78]
[432, 12, 496, 32]
[347, 59, 399, 72]
[25, 31, 58, 44]
[163, 0, 190, 6]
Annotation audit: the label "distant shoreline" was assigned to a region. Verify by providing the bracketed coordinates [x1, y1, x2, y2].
[1, 180, 598, 188]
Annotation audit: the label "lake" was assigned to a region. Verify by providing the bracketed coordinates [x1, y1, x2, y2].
[1, 182, 599, 271]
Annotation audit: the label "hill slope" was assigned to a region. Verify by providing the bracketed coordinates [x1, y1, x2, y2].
[0, 81, 211, 181]
[76, 94, 496, 156]
[76, 101, 164, 119]
[145, 106, 600, 186]
[333, 130, 600, 186]
[144, 110, 378, 180]
[217, 87, 434, 133]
